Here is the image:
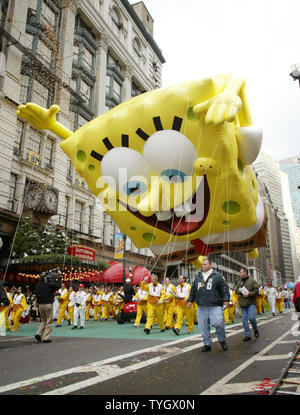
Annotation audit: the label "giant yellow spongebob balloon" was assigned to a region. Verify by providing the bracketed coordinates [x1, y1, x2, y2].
[17, 74, 265, 266]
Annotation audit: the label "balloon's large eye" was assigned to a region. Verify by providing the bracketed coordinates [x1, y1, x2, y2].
[124, 180, 148, 196]
[101, 148, 150, 195]
[161, 169, 187, 183]
[143, 130, 197, 179]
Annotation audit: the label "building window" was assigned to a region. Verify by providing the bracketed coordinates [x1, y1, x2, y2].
[41, 1, 56, 27]
[82, 44, 93, 70]
[7, 174, 18, 212]
[20, 74, 29, 104]
[66, 159, 73, 182]
[44, 138, 53, 168]
[74, 200, 84, 232]
[131, 81, 144, 97]
[133, 38, 141, 63]
[36, 38, 53, 66]
[22, 0, 61, 106]
[14, 120, 25, 156]
[79, 79, 92, 106]
[88, 205, 93, 234]
[32, 79, 50, 108]
[106, 53, 124, 108]
[27, 128, 42, 165]
[64, 196, 70, 228]
[111, 7, 122, 36]
[71, 15, 97, 128]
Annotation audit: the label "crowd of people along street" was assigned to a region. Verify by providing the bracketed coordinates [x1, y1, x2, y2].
[0, 261, 300, 348]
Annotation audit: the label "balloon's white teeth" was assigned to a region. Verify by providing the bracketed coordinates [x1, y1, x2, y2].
[155, 210, 173, 221]
[155, 177, 205, 222]
[174, 202, 194, 217]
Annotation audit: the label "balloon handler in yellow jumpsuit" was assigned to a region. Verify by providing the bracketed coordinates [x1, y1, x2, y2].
[133, 286, 148, 328]
[224, 287, 235, 325]
[56, 282, 70, 327]
[11, 287, 28, 332]
[173, 276, 194, 335]
[141, 275, 166, 334]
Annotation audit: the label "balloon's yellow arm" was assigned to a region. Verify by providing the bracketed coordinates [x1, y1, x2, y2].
[192, 78, 252, 127]
[16, 103, 72, 140]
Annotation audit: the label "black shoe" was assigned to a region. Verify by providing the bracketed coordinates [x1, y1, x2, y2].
[55, 324, 62, 327]
[201, 345, 211, 352]
[165, 326, 170, 330]
[173, 328, 180, 336]
[243, 336, 251, 342]
[160, 328, 165, 332]
[34, 334, 41, 342]
[220, 341, 228, 351]
[72, 326, 77, 330]
[144, 328, 150, 334]
[79, 327, 84, 329]
[254, 330, 259, 338]
[68, 319, 71, 325]
[42, 339, 52, 343]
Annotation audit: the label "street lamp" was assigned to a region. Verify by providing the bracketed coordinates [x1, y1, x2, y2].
[290, 64, 300, 87]
[122, 234, 127, 286]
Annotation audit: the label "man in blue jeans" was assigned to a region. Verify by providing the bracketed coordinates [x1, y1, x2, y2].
[187, 258, 230, 352]
[235, 268, 259, 342]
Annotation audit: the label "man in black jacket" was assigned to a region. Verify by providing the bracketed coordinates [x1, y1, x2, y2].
[34, 270, 61, 343]
[119, 278, 135, 303]
[188, 258, 230, 352]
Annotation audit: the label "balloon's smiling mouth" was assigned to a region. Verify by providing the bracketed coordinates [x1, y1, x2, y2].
[118, 175, 210, 236]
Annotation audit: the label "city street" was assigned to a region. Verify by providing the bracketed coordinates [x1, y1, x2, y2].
[0, 309, 299, 397]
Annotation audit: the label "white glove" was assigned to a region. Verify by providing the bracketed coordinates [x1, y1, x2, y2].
[158, 300, 162, 305]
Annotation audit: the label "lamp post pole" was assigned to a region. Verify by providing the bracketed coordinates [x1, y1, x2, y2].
[122, 234, 127, 286]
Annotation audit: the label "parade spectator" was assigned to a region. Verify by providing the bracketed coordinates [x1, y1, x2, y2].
[235, 268, 259, 342]
[283, 288, 290, 309]
[141, 274, 166, 334]
[34, 272, 61, 343]
[29, 294, 39, 321]
[187, 258, 230, 352]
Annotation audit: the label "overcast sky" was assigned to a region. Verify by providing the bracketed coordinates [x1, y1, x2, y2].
[130, 0, 300, 162]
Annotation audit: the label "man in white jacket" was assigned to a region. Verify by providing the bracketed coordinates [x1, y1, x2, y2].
[72, 284, 87, 329]
[266, 283, 277, 316]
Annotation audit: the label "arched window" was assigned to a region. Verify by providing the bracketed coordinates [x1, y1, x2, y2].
[112, 7, 122, 34]
[133, 37, 141, 63]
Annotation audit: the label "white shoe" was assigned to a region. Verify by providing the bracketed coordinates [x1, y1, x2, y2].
[133, 324, 139, 328]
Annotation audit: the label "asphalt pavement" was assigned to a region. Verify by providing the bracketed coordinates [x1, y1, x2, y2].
[0, 308, 299, 397]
